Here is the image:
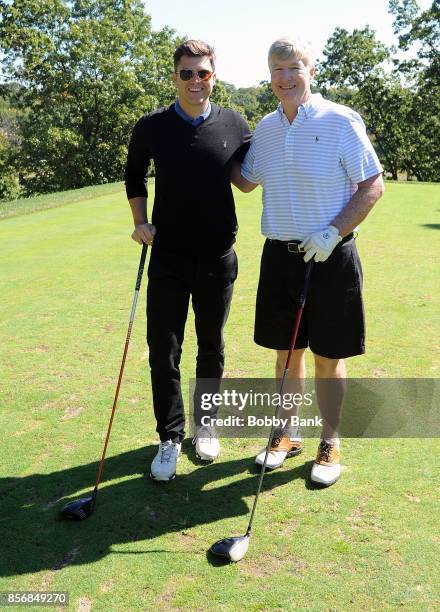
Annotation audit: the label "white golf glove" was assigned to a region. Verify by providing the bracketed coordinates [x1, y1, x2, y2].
[300, 225, 342, 263]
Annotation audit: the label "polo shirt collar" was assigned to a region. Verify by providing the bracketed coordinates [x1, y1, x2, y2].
[301, 93, 323, 117]
[277, 93, 323, 123]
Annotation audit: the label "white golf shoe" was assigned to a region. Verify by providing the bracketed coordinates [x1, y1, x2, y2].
[310, 440, 341, 487]
[193, 426, 220, 461]
[150, 440, 181, 481]
[255, 429, 302, 470]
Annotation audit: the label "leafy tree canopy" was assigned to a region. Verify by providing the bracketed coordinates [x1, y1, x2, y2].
[0, 0, 181, 194]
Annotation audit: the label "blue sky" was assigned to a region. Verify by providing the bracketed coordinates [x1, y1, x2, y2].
[143, 0, 431, 87]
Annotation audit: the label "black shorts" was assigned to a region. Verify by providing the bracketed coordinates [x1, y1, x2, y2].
[254, 236, 365, 359]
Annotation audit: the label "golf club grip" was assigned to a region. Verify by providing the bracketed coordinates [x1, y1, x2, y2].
[299, 260, 313, 308]
[135, 244, 148, 290]
[285, 260, 314, 371]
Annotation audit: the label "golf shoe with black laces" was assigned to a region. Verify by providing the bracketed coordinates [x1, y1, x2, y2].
[310, 440, 341, 487]
[150, 440, 181, 481]
[255, 429, 302, 470]
[192, 425, 220, 461]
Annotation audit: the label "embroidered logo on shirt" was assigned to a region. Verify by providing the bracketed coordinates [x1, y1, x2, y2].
[223, 141, 227, 148]
[315, 136, 319, 142]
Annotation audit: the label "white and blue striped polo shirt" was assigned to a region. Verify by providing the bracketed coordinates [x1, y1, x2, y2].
[241, 94, 383, 240]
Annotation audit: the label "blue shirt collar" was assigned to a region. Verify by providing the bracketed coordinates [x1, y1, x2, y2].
[174, 99, 212, 126]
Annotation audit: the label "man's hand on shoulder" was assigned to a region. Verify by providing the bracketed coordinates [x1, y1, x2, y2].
[132, 222, 156, 246]
[300, 225, 342, 263]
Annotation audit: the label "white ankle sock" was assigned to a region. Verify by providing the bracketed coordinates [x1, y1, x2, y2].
[288, 427, 301, 441]
[322, 437, 340, 449]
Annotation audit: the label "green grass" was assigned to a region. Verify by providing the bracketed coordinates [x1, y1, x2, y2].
[0, 182, 439, 610]
[0, 182, 126, 220]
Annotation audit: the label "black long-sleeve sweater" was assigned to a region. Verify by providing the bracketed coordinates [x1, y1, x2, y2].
[124, 103, 251, 254]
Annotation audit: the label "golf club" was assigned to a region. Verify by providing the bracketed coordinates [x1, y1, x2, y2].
[60, 244, 148, 520]
[211, 259, 314, 561]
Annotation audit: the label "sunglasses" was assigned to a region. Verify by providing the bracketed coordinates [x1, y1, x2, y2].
[177, 69, 214, 82]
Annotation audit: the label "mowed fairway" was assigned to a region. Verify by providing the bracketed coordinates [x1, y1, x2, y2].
[0, 182, 439, 610]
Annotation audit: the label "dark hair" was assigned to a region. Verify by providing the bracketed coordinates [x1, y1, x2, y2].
[173, 40, 216, 72]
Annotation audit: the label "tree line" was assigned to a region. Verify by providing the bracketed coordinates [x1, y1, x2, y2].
[0, 0, 438, 201]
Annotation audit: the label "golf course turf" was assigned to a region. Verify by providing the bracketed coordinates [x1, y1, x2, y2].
[0, 181, 439, 610]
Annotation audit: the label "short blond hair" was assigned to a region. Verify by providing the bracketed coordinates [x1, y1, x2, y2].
[268, 38, 315, 68]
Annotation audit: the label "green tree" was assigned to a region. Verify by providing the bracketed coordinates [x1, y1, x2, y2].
[222, 84, 263, 129]
[389, 0, 439, 181]
[210, 79, 233, 108]
[255, 81, 277, 118]
[316, 26, 412, 180]
[0, 131, 21, 201]
[0, 85, 22, 200]
[0, 0, 180, 194]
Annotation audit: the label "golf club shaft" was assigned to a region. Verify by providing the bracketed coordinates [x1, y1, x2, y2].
[93, 244, 148, 490]
[246, 260, 314, 537]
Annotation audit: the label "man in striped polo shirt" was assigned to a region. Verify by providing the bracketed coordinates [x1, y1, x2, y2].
[232, 38, 384, 487]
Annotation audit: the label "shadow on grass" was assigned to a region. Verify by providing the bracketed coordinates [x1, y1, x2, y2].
[0, 445, 308, 577]
[420, 223, 440, 230]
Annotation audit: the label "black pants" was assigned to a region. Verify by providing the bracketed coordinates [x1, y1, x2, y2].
[146, 247, 238, 442]
[254, 236, 365, 358]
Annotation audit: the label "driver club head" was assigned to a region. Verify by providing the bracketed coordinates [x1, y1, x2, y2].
[60, 495, 95, 520]
[210, 535, 250, 562]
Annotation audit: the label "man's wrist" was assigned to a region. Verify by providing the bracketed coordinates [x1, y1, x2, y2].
[328, 224, 341, 238]
[129, 197, 148, 227]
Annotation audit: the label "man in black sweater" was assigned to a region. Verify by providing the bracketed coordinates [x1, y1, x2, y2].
[125, 40, 250, 481]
